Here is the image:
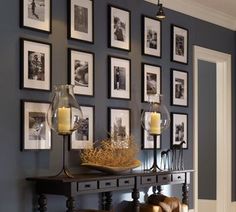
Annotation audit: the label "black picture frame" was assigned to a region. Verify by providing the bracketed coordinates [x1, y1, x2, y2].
[171, 69, 189, 107]
[20, 0, 52, 33]
[142, 63, 162, 103]
[68, 48, 95, 97]
[20, 38, 52, 92]
[108, 107, 131, 138]
[142, 15, 162, 58]
[21, 100, 52, 151]
[171, 24, 189, 65]
[171, 112, 188, 149]
[108, 55, 131, 100]
[108, 4, 131, 52]
[68, 0, 94, 43]
[69, 105, 95, 151]
[141, 110, 162, 150]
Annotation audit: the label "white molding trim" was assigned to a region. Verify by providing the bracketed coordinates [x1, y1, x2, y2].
[198, 200, 216, 212]
[145, 0, 236, 31]
[193, 46, 232, 212]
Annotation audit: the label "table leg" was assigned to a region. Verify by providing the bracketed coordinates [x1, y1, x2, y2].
[105, 192, 112, 210]
[38, 194, 47, 212]
[132, 188, 140, 212]
[157, 186, 163, 194]
[66, 196, 76, 212]
[182, 184, 189, 205]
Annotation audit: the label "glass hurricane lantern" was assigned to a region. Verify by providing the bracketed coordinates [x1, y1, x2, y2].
[141, 94, 170, 172]
[47, 85, 83, 178]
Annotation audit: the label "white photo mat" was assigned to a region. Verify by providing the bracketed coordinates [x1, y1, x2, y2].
[172, 69, 188, 106]
[110, 57, 130, 99]
[70, 49, 94, 96]
[22, 39, 51, 91]
[143, 16, 161, 57]
[172, 25, 188, 64]
[143, 64, 161, 103]
[71, 106, 94, 150]
[110, 6, 130, 50]
[22, 0, 51, 32]
[70, 0, 93, 42]
[23, 101, 51, 150]
[172, 113, 188, 149]
[109, 108, 130, 137]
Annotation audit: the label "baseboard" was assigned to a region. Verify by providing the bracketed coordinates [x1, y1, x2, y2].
[231, 202, 236, 211]
[189, 209, 194, 212]
[198, 199, 216, 212]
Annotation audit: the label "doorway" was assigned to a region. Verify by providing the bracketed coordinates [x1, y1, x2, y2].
[193, 46, 232, 212]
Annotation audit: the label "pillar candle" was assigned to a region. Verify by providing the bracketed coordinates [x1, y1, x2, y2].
[58, 107, 71, 134]
[150, 112, 161, 135]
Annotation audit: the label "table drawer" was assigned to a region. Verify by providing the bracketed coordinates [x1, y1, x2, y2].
[141, 175, 156, 185]
[99, 179, 117, 189]
[119, 177, 135, 187]
[78, 181, 97, 191]
[158, 174, 171, 184]
[172, 173, 185, 182]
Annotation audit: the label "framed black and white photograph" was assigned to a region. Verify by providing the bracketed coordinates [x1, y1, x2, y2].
[171, 69, 188, 107]
[20, 0, 52, 33]
[108, 5, 131, 51]
[171, 113, 188, 149]
[68, 0, 94, 43]
[20, 38, 52, 91]
[142, 63, 161, 103]
[68, 48, 94, 96]
[108, 56, 131, 100]
[142, 15, 161, 58]
[21, 100, 51, 151]
[108, 107, 131, 142]
[171, 25, 188, 64]
[70, 105, 94, 150]
[141, 111, 161, 150]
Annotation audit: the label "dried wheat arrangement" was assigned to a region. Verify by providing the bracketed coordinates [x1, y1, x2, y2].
[80, 136, 139, 167]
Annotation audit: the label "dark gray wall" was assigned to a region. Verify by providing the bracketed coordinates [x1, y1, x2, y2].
[198, 61, 217, 200]
[0, 0, 235, 211]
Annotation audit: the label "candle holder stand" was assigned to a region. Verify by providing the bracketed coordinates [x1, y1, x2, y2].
[54, 135, 74, 178]
[149, 134, 163, 172]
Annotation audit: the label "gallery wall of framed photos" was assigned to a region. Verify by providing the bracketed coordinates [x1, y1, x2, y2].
[18, 0, 191, 153]
[3, 0, 235, 210]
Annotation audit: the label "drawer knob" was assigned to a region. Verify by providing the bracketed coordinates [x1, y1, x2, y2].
[124, 180, 129, 184]
[85, 184, 91, 188]
[163, 177, 167, 180]
[105, 182, 111, 186]
[178, 176, 181, 179]
[147, 178, 152, 182]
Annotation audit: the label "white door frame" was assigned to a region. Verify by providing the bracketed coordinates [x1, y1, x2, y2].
[193, 46, 232, 212]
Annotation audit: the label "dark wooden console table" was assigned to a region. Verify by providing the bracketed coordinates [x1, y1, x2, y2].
[27, 170, 193, 212]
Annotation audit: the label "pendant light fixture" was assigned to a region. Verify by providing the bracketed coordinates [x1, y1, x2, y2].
[156, 0, 166, 19]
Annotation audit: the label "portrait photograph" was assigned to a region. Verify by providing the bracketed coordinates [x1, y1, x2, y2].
[20, 0, 51, 33]
[21, 100, 51, 151]
[109, 56, 131, 100]
[171, 113, 188, 149]
[142, 111, 161, 150]
[69, 49, 94, 96]
[68, 0, 94, 43]
[171, 25, 188, 64]
[142, 63, 161, 103]
[142, 15, 161, 58]
[109, 5, 131, 51]
[20, 38, 51, 91]
[108, 108, 130, 147]
[171, 69, 188, 107]
[70, 105, 94, 150]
